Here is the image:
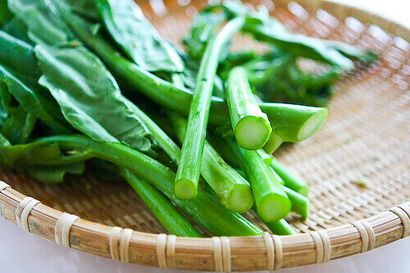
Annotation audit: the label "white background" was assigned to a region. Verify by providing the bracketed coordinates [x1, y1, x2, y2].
[1, 0, 409, 272]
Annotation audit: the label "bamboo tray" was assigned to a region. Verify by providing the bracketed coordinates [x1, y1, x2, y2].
[1, 0, 409, 271]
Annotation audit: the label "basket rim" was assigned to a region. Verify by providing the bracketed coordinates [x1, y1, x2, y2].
[1, 0, 409, 271]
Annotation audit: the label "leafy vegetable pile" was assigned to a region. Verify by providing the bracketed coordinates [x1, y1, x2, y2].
[0, 0, 376, 237]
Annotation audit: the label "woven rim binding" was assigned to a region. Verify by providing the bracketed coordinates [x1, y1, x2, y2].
[0, 0, 409, 271]
[1, 183, 408, 271]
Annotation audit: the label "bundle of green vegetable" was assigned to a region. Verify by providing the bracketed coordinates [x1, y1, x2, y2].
[0, 0, 376, 237]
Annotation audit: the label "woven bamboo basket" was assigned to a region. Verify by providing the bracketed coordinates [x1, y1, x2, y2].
[1, 0, 409, 271]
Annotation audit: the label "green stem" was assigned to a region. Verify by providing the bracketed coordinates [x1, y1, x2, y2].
[283, 187, 310, 219]
[121, 168, 201, 237]
[37, 135, 263, 236]
[266, 219, 296, 235]
[169, 113, 253, 213]
[224, 135, 291, 222]
[326, 41, 378, 63]
[175, 17, 244, 200]
[226, 66, 272, 150]
[130, 104, 180, 163]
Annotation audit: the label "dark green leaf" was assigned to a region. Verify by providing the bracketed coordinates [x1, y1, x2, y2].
[244, 53, 340, 106]
[27, 162, 85, 184]
[326, 41, 378, 63]
[8, 0, 74, 45]
[2, 17, 31, 43]
[0, 140, 85, 184]
[0, 141, 62, 167]
[66, 0, 99, 21]
[35, 44, 155, 153]
[0, 80, 36, 144]
[183, 5, 226, 61]
[96, 0, 184, 73]
[220, 1, 375, 70]
[0, 31, 71, 132]
[0, 30, 41, 85]
[0, 0, 13, 27]
[0, 131, 10, 146]
[1, 108, 36, 144]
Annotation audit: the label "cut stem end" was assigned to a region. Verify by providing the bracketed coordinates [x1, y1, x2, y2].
[257, 193, 291, 222]
[225, 184, 254, 213]
[235, 116, 272, 150]
[297, 108, 328, 141]
[174, 178, 198, 200]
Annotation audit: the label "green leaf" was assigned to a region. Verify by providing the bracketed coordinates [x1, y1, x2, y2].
[0, 131, 10, 146]
[0, 31, 71, 132]
[27, 162, 85, 184]
[183, 5, 226, 61]
[2, 17, 31, 43]
[326, 41, 378, 63]
[242, 52, 340, 106]
[96, 0, 184, 73]
[0, 81, 10, 125]
[0, 30, 41, 85]
[0, 140, 85, 184]
[66, 0, 99, 21]
[221, 1, 359, 70]
[0, 141, 62, 167]
[0, 0, 13, 27]
[8, 0, 74, 45]
[35, 44, 155, 153]
[0, 81, 36, 144]
[1, 108, 36, 144]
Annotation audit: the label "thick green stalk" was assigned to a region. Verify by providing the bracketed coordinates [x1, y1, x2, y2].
[271, 158, 309, 196]
[263, 132, 283, 154]
[266, 219, 296, 235]
[175, 17, 244, 200]
[266, 166, 308, 219]
[169, 113, 253, 213]
[121, 169, 201, 237]
[264, 166, 309, 219]
[262, 104, 328, 143]
[56, 6, 327, 136]
[283, 187, 309, 219]
[258, 153, 310, 218]
[225, 135, 291, 222]
[37, 135, 262, 236]
[226, 66, 272, 150]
